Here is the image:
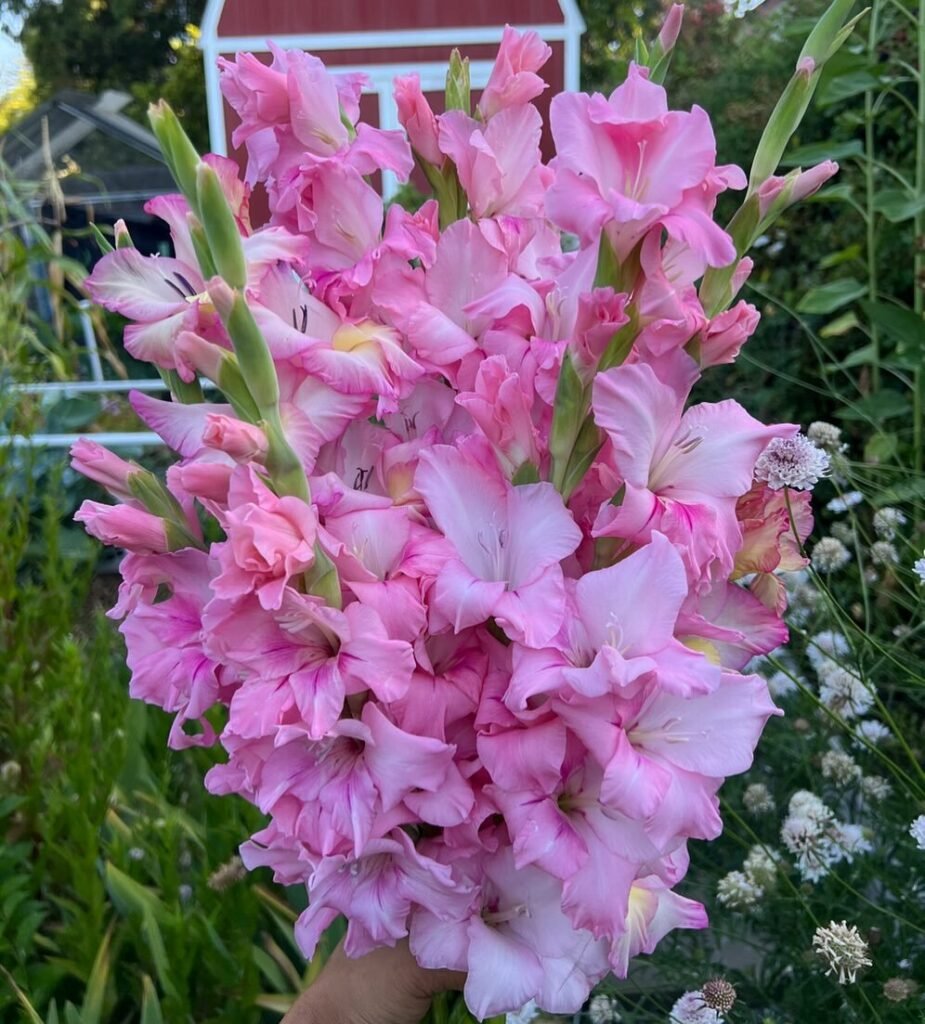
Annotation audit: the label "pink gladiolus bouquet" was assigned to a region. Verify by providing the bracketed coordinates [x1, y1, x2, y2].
[73, 5, 857, 1017]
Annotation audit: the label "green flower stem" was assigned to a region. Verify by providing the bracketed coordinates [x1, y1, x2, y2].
[914, 0, 925, 471]
[863, 0, 882, 394]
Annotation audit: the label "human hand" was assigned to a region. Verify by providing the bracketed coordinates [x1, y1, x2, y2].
[281, 938, 465, 1024]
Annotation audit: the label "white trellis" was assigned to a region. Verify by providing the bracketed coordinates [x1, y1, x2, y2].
[4, 299, 178, 450]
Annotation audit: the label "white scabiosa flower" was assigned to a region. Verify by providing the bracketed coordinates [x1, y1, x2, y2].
[754, 434, 829, 490]
[854, 719, 890, 746]
[807, 630, 850, 672]
[743, 783, 776, 815]
[913, 554, 925, 585]
[812, 921, 872, 984]
[859, 775, 891, 800]
[766, 669, 798, 699]
[869, 540, 898, 567]
[818, 666, 874, 719]
[820, 749, 862, 784]
[507, 1000, 540, 1024]
[743, 845, 780, 889]
[587, 993, 621, 1024]
[811, 537, 851, 573]
[668, 990, 724, 1024]
[716, 870, 763, 909]
[826, 490, 863, 514]
[807, 421, 845, 455]
[872, 507, 906, 540]
[909, 815, 925, 851]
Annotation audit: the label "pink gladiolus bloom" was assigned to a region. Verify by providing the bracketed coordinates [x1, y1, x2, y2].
[394, 74, 442, 165]
[546, 65, 741, 266]
[478, 26, 552, 119]
[438, 106, 552, 219]
[608, 876, 708, 976]
[592, 358, 795, 585]
[456, 356, 540, 478]
[411, 849, 609, 1017]
[507, 534, 720, 709]
[415, 439, 581, 646]
[70, 439, 140, 501]
[212, 466, 318, 610]
[116, 549, 230, 747]
[75, 500, 169, 553]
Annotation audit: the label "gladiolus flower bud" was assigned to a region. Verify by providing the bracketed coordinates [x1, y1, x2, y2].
[113, 219, 133, 249]
[169, 461, 234, 504]
[207, 279, 280, 415]
[75, 500, 170, 553]
[394, 75, 442, 165]
[202, 414, 269, 463]
[148, 100, 202, 215]
[657, 5, 684, 53]
[70, 439, 141, 501]
[445, 49, 471, 114]
[196, 162, 247, 290]
[756, 161, 839, 220]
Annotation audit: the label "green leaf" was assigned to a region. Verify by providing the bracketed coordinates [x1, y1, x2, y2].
[797, 278, 867, 314]
[819, 243, 862, 269]
[104, 862, 168, 923]
[861, 301, 925, 358]
[814, 183, 854, 203]
[837, 390, 910, 422]
[79, 923, 113, 1024]
[140, 976, 164, 1024]
[44, 396, 102, 433]
[820, 310, 860, 337]
[864, 432, 898, 463]
[873, 477, 925, 506]
[781, 139, 864, 166]
[832, 342, 877, 369]
[817, 69, 880, 105]
[871, 189, 925, 223]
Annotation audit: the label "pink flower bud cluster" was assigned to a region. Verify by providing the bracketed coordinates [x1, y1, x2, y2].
[76, 28, 819, 1018]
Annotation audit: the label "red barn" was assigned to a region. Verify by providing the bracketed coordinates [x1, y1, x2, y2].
[200, 0, 584, 197]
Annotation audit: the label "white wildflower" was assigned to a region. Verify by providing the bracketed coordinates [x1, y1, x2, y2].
[128, 847, 145, 861]
[913, 554, 925, 585]
[893, 624, 911, 639]
[854, 719, 890, 746]
[743, 845, 780, 889]
[812, 921, 872, 984]
[507, 1000, 540, 1024]
[754, 434, 829, 491]
[0, 761, 21, 786]
[743, 783, 776, 815]
[869, 540, 898, 567]
[807, 421, 845, 455]
[716, 870, 763, 909]
[178, 883, 193, 904]
[587, 993, 622, 1024]
[826, 490, 863, 514]
[872, 507, 906, 540]
[832, 822, 872, 861]
[811, 537, 851, 572]
[785, 571, 821, 624]
[766, 670, 798, 699]
[669, 990, 724, 1024]
[829, 521, 855, 544]
[820, 750, 861, 784]
[910, 815, 925, 851]
[808, 630, 850, 672]
[788, 790, 830, 820]
[818, 666, 874, 719]
[859, 775, 891, 800]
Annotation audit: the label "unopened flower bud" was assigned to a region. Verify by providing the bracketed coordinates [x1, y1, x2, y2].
[148, 100, 202, 214]
[196, 162, 247, 290]
[70, 439, 142, 502]
[202, 414, 268, 463]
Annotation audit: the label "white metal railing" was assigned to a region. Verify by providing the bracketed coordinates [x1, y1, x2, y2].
[3, 301, 199, 450]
